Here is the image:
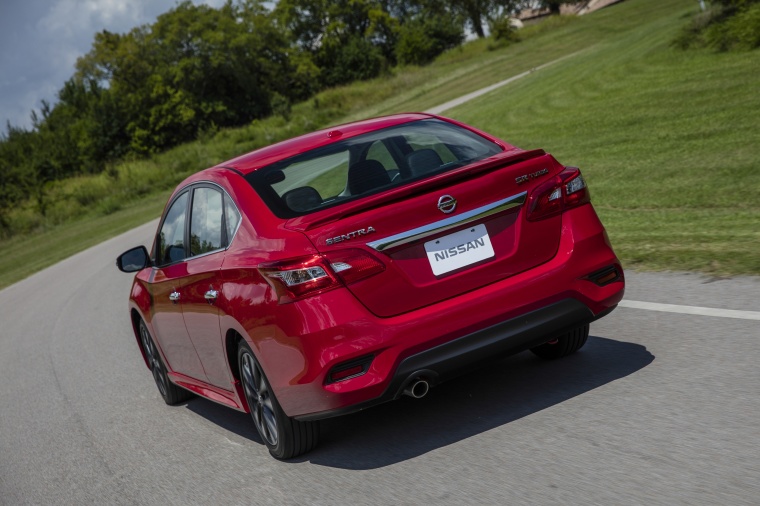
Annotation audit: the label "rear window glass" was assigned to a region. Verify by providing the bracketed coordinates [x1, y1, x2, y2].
[248, 119, 502, 217]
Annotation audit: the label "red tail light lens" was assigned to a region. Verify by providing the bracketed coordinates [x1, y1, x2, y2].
[324, 249, 385, 285]
[259, 249, 384, 303]
[527, 166, 591, 221]
[259, 255, 339, 303]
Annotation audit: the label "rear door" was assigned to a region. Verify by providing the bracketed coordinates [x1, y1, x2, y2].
[149, 191, 208, 379]
[179, 186, 230, 389]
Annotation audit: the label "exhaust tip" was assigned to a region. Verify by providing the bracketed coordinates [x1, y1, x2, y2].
[404, 378, 430, 399]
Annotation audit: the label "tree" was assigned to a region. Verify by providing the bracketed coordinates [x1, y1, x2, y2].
[75, 0, 297, 153]
[448, 0, 519, 38]
[396, 14, 464, 65]
[274, 0, 397, 86]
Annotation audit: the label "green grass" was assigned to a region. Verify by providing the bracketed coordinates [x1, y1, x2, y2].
[449, 0, 760, 275]
[0, 194, 164, 289]
[1, 0, 758, 289]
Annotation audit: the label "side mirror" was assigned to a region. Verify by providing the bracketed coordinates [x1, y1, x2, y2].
[116, 246, 151, 273]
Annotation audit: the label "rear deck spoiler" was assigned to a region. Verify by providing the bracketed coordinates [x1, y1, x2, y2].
[285, 148, 547, 232]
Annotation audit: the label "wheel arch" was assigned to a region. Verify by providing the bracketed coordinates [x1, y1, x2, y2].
[224, 328, 253, 413]
[130, 308, 151, 369]
[225, 328, 244, 383]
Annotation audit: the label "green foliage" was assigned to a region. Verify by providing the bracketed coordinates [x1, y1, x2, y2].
[76, 1, 295, 154]
[446, 0, 518, 38]
[275, 0, 397, 86]
[396, 15, 465, 65]
[704, 3, 760, 49]
[318, 35, 388, 86]
[487, 15, 520, 49]
[674, 0, 760, 50]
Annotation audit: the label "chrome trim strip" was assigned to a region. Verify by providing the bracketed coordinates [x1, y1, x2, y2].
[366, 191, 527, 252]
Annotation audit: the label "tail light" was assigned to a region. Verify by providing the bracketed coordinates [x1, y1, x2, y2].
[259, 249, 384, 303]
[527, 166, 591, 221]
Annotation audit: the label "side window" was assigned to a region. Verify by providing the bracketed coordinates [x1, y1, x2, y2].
[157, 192, 189, 266]
[190, 187, 224, 256]
[224, 194, 241, 242]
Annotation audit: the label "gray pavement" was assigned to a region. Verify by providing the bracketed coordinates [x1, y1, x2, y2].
[1, 217, 759, 505]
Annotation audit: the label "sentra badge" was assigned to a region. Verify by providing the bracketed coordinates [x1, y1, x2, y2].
[515, 168, 549, 185]
[326, 227, 376, 245]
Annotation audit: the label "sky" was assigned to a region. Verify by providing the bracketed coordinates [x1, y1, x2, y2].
[0, 0, 226, 131]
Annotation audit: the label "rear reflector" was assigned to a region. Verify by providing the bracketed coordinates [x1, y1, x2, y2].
[326, 355, 374, 384]
[586, 265, 622, 286]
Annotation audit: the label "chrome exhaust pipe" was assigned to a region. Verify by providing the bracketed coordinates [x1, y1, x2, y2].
[403, 379, 429, 399]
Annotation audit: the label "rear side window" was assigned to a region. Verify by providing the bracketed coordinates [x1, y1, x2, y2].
[248, 119, 501, 218]
[224, 194, 241, 241]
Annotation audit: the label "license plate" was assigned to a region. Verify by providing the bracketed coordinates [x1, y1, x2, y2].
[424, 224, 495, 276]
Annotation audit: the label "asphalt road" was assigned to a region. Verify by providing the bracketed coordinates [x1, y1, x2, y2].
[1, 218, 759, 505]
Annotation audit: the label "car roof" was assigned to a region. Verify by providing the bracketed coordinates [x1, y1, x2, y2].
[215, 113, 434, 175]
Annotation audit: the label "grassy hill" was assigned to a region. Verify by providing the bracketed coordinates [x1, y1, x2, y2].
[1, 0, 758, 288]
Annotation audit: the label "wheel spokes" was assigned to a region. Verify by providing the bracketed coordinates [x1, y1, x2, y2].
[141, 325, 168, 397]
[262, 406, 278, 446]
[241, 350, 279, 447]
[241, 356, 255, 396]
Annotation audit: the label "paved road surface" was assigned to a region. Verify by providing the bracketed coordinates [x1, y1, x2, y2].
[1, 218, 758, 505]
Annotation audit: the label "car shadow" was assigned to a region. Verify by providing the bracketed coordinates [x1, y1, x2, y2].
[185, 335, 653, 468]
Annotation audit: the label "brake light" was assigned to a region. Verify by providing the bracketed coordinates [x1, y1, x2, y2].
[527, 166, 591, 221]
[259, 249, 384, 303]
[259, 255, 338, 302]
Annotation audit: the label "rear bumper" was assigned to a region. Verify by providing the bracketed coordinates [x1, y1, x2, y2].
[295, 298, 614, 421]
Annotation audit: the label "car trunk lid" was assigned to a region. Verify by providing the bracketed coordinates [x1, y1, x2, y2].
[287, 150, 565, 317]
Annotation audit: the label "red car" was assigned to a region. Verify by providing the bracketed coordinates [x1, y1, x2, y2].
[117, 113, 624, 459]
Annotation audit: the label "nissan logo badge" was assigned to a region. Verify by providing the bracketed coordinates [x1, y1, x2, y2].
[437, 195, 457, 214]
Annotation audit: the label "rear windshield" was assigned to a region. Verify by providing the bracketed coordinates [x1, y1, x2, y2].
[247, 119, 502, 217]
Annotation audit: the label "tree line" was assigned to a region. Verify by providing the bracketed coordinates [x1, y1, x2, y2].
[0, 0, 579, 233]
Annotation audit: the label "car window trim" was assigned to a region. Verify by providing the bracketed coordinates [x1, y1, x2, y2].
[152, 181, 242, 268]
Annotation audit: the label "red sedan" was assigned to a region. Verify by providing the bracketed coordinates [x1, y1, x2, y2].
[117, 113, 624, 459]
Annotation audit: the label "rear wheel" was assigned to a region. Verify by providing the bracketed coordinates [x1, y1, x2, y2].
[238, 341, 319, 459]
[139, 320, 193, 405]
[530, 324, 589, 360]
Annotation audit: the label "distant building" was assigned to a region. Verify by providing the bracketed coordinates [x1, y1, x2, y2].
[517, 0, 626, 22]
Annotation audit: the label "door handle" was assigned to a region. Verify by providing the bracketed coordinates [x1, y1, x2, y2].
[169, 291, 180, 303]
[204, 289, 219, 302]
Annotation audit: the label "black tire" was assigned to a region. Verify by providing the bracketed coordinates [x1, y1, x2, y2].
[238, 341, 319, 459]
[530, 324, 590, 360]
[138, 319, 193, 405]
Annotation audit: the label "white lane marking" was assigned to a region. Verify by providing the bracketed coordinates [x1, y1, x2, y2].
[619, 300, 760, 321]
[425, 51, 585, 115]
